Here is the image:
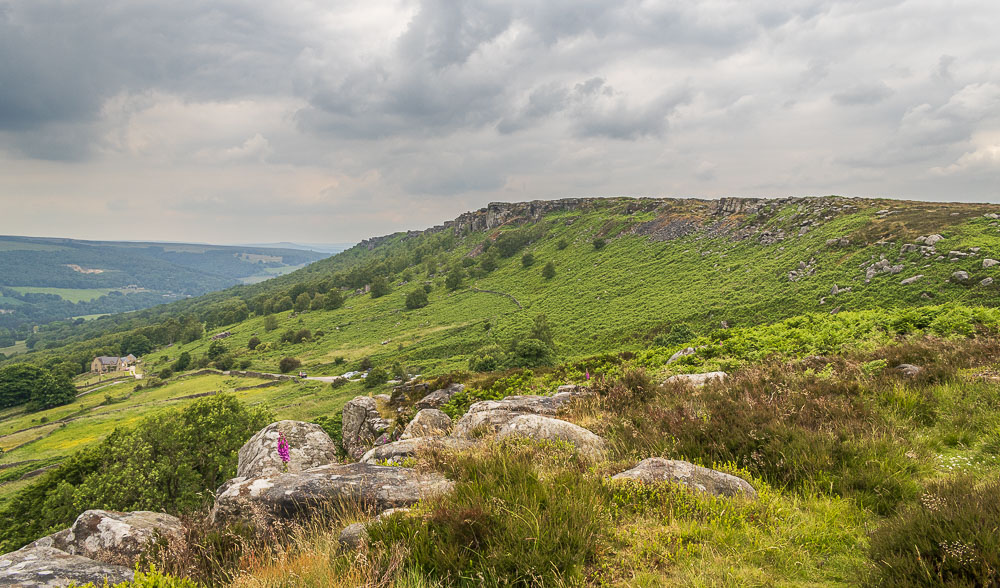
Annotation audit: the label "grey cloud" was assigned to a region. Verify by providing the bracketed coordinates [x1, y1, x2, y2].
[833, 82, 894, 106]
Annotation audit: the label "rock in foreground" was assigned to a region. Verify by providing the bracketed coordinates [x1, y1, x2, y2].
[400, 409, 453, 440]
[452, 387, 594, 438]
[238, 420, 340, 478]
[665, 372, 727, 387]
[496, 414, 607, 463]
[62, 509, 183, 566]
[0, 545, 133, 587]
[342, 396, 391, 459]
[211, 462, 453, 524]
[360, 437, 475, 465]
[612, 458, 757, 498]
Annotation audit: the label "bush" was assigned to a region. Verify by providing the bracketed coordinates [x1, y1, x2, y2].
[405, 289, 429, 310]
[278, 357, 301, 373]
[263, 315, 278, 332]
[324, 289, 344, 310]
[652, 323, 695, 347]
[359, 356, 373, 371]
[364, 367, 389, 388]
[556, 238, 568, 250]
[445, 268, 464, 291]
[592, 238, 606, 250]
[868, 476, 1000, 586]
[158, 367, 174, 379]
[521, 253, 535, 268]
[207, 341, 227, 360]
[370, 277, 390, 298]
[468, 344, 509, 373]
[213, 355, 234, 371]
[542, 261, 556, 279]
[247, 336, 261, 350]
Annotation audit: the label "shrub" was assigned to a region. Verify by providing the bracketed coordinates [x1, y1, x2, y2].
[423, 283, 433, 293]
[213, 355, 234, 371]
[364, 367, 389, 389]
[263, 315, 278, 332]
[445, 268, 464, 291]
[158, 367, 174, 379]
[557, 238, 568, 250]
[292, 329, 312, 344]
[868, 476, 1000, 586]
[521, 253, 535, 268]
[359, 356, 373, 371]
[592, 238, 606, 250]
[278, 357, 301, 373]
[652, 323, 695, 347]
[313, 414, 344, 455]
[324, 289, 344, 310]
[370, 277, 390, 298]
[405, 289, 429, 310]
[247, 336, 261, 350]
[542, 261, 556, 279]
[510, 338, 553, 367]
[294, 292, 311, 312]
[207, 341, 227, 360]
[468, 344, 509, 373]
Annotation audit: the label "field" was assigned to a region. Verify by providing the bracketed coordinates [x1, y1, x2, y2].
[6, 286, 117, 302]
[0, 340, 26, 357]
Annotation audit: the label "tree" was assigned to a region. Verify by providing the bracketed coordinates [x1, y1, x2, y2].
[0, 364, 75, 412]
[273, 296, 294, 313]
[247, 336, 261, 350]
[529, 314, 555, 348]
[264, 315, 279, 332]
[173, 351, 191, 372]
[364, 367, 389, 388]
[370, 277, 390, 298]
[324, 290, 344, 310]
[119, 333, 153, 357]
[521, 253, 535, 268]
[405, 289, 429, 310]
[510, 338, 553, 367]
[294, 292, 311, 313]
[542, 261, 556, 279]
[592, 238, 607, 250]
[207, 340, 227, 360]
[446, 267, 465, 291]
[480, 254, 498, 272]
[310, 293, 326, 311]
[278, 357, 301, 373]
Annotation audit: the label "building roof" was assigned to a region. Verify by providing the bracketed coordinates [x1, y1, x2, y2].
[95, 356, 121, 365]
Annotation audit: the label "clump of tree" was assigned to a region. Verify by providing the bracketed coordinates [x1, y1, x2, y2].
[405, 289, 429, 310]
[0, 364, 76, 412]
[468, 314, 557, 372]
[592, 238, 606, 250]
[370, 277, 390, 298]
[278, 357, 302, 373]
[172, 351, 191, 372]
[542, 261, 556, 279]
[446, 267, 465, 291]
[263, 315, 279, 332]
[521, 253, 535, 268]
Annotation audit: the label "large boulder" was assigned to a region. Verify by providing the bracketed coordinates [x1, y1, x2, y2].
[238, 420, 339, 478]
[210, 463, 453, 524]
[952, 270, 970, 283]
[62, 510, 184, 566]
[342, 396, 391, 459]
[360, 437, 476, 465]
[400, 409, 453, 440]
[665, 372, 727, 387]
[390, 382, 430, 405]
[611, 458, 757, 498]
[338, 523, 368, 550]
[496, 415, 607, 463]
[452, 386, 594, 438]
[0, 545, 133, 587]
[415, 383, 465, 410]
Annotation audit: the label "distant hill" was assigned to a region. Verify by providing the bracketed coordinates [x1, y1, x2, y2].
[0, 236, 328, 341]
[239, 241, 355, 254]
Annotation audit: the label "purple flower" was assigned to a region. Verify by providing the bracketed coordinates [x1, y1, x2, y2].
[277, 432, 291, 466]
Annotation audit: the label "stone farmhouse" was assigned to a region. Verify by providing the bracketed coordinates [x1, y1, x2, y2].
[90, 354, 137, 373]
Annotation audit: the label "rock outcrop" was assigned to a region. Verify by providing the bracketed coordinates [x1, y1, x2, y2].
[342, 396, 391, 459]
[211, 463, 453, 524]
[611, 458, 757, 498]
[238, 420, 340, 478]
[496, 415, 607, 462]
[665, 372, 727, 387]
[400, 409, 453, 440]
[415, 383, 465, 410]
[61, 510, 183, 566]
[360, 437, 475, 465]
[452, 386, 594, 438]
[0, 545, 134, 587]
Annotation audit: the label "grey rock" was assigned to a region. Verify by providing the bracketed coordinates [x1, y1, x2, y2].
[61, 510, 183, 567]
[415, 383, 465, 410]
[888, 265, 904, 274]
[666, 347, 696, 364]
[496, 415, 607, 463]
[238, 421, 339, 479]
[611, 458, 757, 498]
[900, 275, 924, 285]
[374, 507, 411, 522]
[360, 437, 475, 465]
[338, 523, 368, 550]
[400, 409, 453, 440]
[342, 396, 392, 459]
[452, 388, 595, 438]
[925, 234, 943, 246]
[0, 546, 133, 587]
[952, 270, 970, 283]
[374, 394, 391, 404]
[211, 463, 453, 524]
[900, 244, 918, 253]
[984, 258, 999, 268]
[895, 364, 924, 378]
[24, 528, 71, 552]
[982, 277, 994, 286]
[665, 372, 727, 387]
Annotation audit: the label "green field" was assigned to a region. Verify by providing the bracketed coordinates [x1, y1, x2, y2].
[6, 286, 116, 302]
[0, 340, 26, 357]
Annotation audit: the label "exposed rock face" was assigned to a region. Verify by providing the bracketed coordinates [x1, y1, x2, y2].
[452, 387, 594, 438]
[665, 372, 727, 387]
[360, 437, 475, 465]
[952, 270, 970, 283]
[0, 546, 133, 587]
[338, 523, 368, 550]
[496, 415, 607, 463]
[61, 510, 183, 566]
[211, 463, 453, 524]
[611, 458, 757, 498]
[415, 383, 465, 410]
[342, 396, 391, 459]
[400, 409, 453, 440]
[238, 421, 339, 479]
[24, 529, 71, 552]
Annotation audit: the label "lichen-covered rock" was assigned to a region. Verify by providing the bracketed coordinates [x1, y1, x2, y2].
[342, 396, 391, 459]
[62, 510, 183, 566]
[611, 458, 757, 498]
[452, 387, 594, 438]
[900, 275, 924, 285]
[360, 437, 475, 465]
[665, 372, 727, 387]
[952, 270, 970, 283]
[24, 528, 71, 552]
[0, 546, 133, 587]
[666, 347, 696, 364]
[496, 415, 607, 463]
[984, 258, 999, 269]
[400, 409, 453, 440]
[982, 277, 994, 286]
[210, 463, 453, 524]
[415, 383, 465, 409]
[338, 523, 368, 550]
[924, 234, 944, 246]
[238, 420, 339, 478]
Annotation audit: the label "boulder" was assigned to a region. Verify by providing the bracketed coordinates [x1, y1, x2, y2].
[452, 388, 594, 438]
[210, 463, 453, 524]
[360, 437, 475, 465]
[400, 409, 453, 440]
[983, 277, 995, 286]
[415, 383, 465, 410]
[342, 396, 391, 459]
[895, 364, 924, 378]
[337, 523, 368, 550]
[496, 415, 607, 463]
[666, 347, 696, 364]
[61, 510, 183, 566]
[900, 275, 924, 285]
[238, 420, 339, 479]
[0, 546, 133, 587]
[611, 458, 757, 498]
[984, 259, 999, 269]
[952, 270, 970, 283]
[925, 234, 943, 246]
[665, 372, 727, 387]
[390, 382, 431, 405]
[24, 528, 71, 552]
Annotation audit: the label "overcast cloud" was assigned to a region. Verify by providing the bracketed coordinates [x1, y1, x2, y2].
[1, 0, 998, 244]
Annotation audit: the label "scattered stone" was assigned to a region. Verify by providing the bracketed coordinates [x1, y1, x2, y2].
[62, 510, 183, 567]
[984, 259, 999, 268]
[238, 421, 339, 479]
[665, 372, 727, 387]
[925, 234, 944, 246]
[374, 507, 411, 523]
[360, 437, 475, 465]
[895, 364, 924, 378]
[830, 306, 841, 314]
[666, 347, 696, 364]
[342, 396, 392, 459]
[982, 277, 994, 286]
[900, 244, 918, 253]
[0, 546, 133, 587]
[900, 275, 924, 285]
[337, 523, 368, 550]
[415, 383, 465, 410]
[211, 463, 453, 524]
[611, 458, 757, 498]
[374, 394, 391, 404]
[952, 270, 970, 283]
[400, 409, 453, 440]
[496, 415, 607, 463]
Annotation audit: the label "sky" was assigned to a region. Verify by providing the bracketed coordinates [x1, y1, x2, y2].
[1, 0, 998, 244]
